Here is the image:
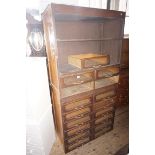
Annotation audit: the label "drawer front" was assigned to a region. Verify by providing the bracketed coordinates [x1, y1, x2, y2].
[95, 120, 113, 132]
[61, 81, 94, 99]
[95, 75, 119, 89]
[60, 71, 94, 88]
[95, 117, 113, 126]
[67, 136, 90, 151]
[96, 66, 120, 79]
[66, 130, 90, 144]
[95, 113, 114, 125]
[95, 125, 112, 138]
[65, 115, 91, 129]
[64, 107, 91, 121]
[95, 90, 116, 102]
[84, 56, 109, 68]
[93, 98, 115, 111]
[66, 123, 91, 137]
[95, 107, 114, 118]
[63, 97, 92, 112]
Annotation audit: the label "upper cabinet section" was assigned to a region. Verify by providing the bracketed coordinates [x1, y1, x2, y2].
[42, 3, 125, 74]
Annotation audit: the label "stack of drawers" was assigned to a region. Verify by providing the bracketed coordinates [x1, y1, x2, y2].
[59, 65, 119, 152]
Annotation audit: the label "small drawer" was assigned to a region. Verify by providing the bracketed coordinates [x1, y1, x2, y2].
[68, 53, 110, 69]
[93, 99, 115, 111]
[95, 107, 114, 118]
[66, 130, 90, 144]
[64, 107, 91, 121]
[95, 90, 116, 102]
[95, 117, 113, 126]
[95, 75, 119, 89]
[66, 123, 91, 137]
[61, 81, 94, 98]
[95, 120, 113, 132]
[65, 115, 91, 129]
[67, 136, 90, 151]
[60, 71, 94, 88]
[95, 126, 112, 138]
[96, 66, 120, 79]
[63, 97, 92, 112]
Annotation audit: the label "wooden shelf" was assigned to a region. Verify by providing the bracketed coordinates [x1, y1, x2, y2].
[57, 38, 122, 42]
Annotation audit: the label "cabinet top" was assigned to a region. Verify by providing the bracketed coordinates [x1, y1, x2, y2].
[43, 3, 125, 20]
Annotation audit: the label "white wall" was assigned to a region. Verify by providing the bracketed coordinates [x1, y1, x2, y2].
[26, 57, 55, 155]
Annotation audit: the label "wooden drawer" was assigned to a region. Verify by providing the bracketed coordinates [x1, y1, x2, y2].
[61, 81, 94, 98]
[96, 66, 120, 79]
[67, 136, 90, 151]
[95, 125, 113, 138]
[65, 123, 91, 137]
[63, 97, 92, 112]
[95, 89, 116, 102]
[95, 119, 113, 132]
[94, 107, 114, 118]
[60, 71, 94, 88]
[95, 75, 119, 89]
[65, 130, 90, 144]
[64, 115, 91, 130]
[95, 116, 113, 126]
[93, 98, 116, 111]
[64, 106, 91, 121]
[68, 53, 110, 69]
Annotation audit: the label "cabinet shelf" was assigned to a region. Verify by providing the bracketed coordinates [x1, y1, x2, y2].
[57, 38, 122, 42]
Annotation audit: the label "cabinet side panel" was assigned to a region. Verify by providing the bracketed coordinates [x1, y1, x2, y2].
[42, 6, 64, 144]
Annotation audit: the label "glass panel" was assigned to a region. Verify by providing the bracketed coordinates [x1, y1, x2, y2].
[95, 75, 119, 89]
[61, 81, 94, 98]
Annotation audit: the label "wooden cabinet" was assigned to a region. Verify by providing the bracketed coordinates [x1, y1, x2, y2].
[42, 3, 125, 153]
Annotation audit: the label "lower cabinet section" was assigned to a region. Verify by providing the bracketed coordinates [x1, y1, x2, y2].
[62, 85, 116, 153]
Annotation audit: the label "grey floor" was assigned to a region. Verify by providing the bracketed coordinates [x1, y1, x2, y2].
[50, 105, 129, 155]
